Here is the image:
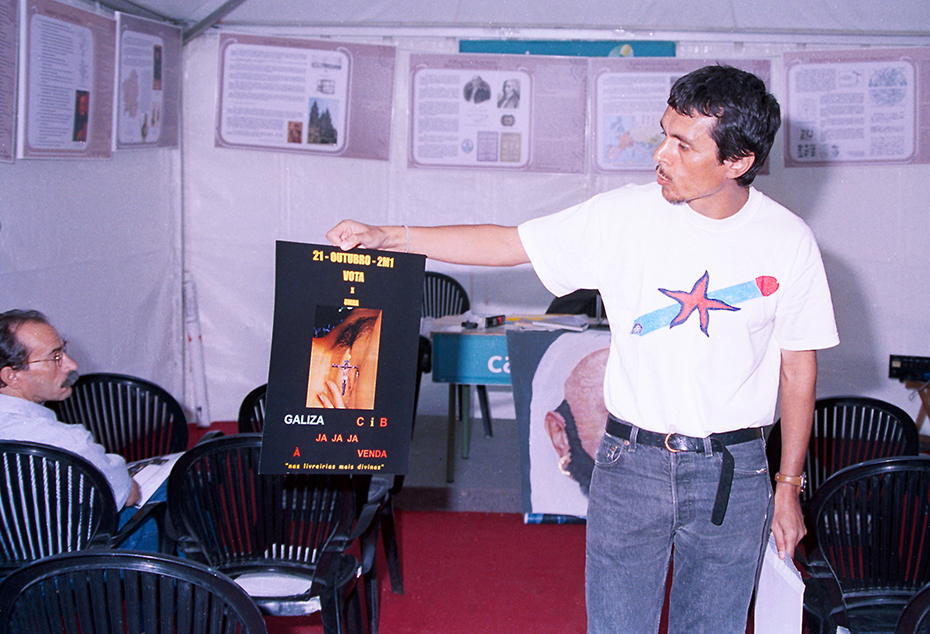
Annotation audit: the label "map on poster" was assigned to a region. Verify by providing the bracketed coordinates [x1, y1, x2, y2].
[259, 241, 425, 475]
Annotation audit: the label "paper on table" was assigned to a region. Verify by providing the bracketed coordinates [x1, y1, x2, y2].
[127, 452, 183, 508]
[754, 533, 805, 634]
[516, 314, 589, 332]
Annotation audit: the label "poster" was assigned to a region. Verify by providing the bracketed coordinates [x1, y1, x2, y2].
[507, 327, 612, 519]
[590, 57, 772, 173]
[18, 0, 115, 159]
[216, 32, 395, 160]
[408, 52, 587, 173]
[784, 47, 930, 166]
[0, 0, 16, 163]
[114, 12, 181, 149]
[260, 241, 425, 475]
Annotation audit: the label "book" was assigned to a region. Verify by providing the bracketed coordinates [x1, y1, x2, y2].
[127, 452, 183, 508]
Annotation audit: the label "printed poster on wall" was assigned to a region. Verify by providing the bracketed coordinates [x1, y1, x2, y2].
[113, 12, 181, 150]
[18, 0, 115, 159]
[408, 52, 587, 173]
[591, 57, 771, 173]
[784, 47, 930, 166]
[0, 0, 17, 163]
[216, 32, 395, 160]
[259, 241, 425, 475]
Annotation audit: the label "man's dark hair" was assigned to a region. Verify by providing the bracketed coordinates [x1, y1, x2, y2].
[0, 309, 50, 386]
[667, 65, 780, 187]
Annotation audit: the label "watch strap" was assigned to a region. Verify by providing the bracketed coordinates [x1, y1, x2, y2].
[775, 471, 806, 488]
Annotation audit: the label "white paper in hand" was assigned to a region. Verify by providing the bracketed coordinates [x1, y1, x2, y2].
[754, 533, 805, 634]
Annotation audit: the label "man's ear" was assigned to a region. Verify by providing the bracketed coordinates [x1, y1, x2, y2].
[545, 410, 570, 458]
[0, 365, 18, 388]
[726, 153, 755, 180]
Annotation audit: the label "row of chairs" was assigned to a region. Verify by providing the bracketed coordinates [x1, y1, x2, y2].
[2, 370, 396, 633]
[762, 396, 930, 634]
[0, 435, 378, 633]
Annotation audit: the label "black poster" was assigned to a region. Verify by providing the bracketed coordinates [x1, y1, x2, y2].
[260, 241, 425, 474]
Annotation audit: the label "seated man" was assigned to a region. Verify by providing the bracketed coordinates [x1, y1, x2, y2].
[0, 309, 139, 507]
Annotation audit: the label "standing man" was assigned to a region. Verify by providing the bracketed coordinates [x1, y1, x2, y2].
[0, 309, 139, 507]
[328, 65, 838, 633]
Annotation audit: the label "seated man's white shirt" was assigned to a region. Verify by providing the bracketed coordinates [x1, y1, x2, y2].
[0, 393, 134, 506]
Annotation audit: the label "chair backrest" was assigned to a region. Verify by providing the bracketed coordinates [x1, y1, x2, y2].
[0, 441, 117, 579]
[0, 550, 267, 634]
[422, 272, 470, 318]
[50, 372, 189, 462]
[766, 396, 919, 505]
[897, 581, 930, 634]
[167, 434, 365, 584]
[237, 384, 267, 433]
[808, 456, 930, 629]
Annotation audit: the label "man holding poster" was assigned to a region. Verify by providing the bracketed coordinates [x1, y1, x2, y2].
[328, 65, 838, 634]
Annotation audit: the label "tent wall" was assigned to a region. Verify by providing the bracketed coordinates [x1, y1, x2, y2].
[182, 32, 930, 424]
[0, 149, 184, 401]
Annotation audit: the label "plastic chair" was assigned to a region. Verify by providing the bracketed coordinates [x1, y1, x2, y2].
[802, 456, 930, 634]
[166, 434, 377, 633]
[422, 271, 493, 438]
[49, 372, 189, 463]
[237, 383, 267, 433]
[766, 396, 919, 507]
[0, 440, 165, 580]
[0, 550, 267, 634]
[237, 385, 405, 608]
[897, 581, 930, 634]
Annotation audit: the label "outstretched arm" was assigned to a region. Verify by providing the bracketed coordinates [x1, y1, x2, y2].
[326, 221, 530, 267]
[771, 348, 817, 560]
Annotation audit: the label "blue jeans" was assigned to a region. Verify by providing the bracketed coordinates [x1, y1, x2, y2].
[585, 424, 772, 634]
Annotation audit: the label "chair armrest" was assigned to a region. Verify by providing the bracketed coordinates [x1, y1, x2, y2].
[194, 430, 225, 445]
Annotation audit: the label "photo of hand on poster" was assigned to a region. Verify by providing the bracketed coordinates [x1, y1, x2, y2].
[306, 306, 382, 409]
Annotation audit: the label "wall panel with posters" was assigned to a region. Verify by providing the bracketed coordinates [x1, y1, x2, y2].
[215, 32, 395, 160]
[408, 53, 771, 175]
[784, 47, 930, 167]
[409, 52, 588, 173]
[590, 57, 771, 173]
[17, 0, 115, 159]
[113, 12, 180, 150]
[0, 0, 16, 163]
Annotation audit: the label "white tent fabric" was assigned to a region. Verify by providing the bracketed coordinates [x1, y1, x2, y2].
[137, 0, 930, 42]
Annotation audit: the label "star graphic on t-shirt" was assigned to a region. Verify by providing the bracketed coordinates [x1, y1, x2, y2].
[658, 271, 739, 337]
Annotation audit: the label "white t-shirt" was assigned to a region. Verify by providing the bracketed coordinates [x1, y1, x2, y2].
[0, 393, 134, 506]
[519, 183, 839, 436]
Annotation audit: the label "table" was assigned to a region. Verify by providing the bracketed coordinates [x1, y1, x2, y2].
[430, 318, 511, 482]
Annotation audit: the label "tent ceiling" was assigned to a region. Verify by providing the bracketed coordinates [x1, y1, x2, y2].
[96, 0, 930, 45]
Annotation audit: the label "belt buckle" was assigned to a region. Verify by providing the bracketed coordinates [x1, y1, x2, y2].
[664, 433, 684, 453]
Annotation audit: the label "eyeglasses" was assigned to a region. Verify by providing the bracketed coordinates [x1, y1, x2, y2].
[23, 343, 68, 368]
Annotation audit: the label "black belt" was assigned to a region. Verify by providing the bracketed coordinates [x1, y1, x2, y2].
[605, 416, 762, 526]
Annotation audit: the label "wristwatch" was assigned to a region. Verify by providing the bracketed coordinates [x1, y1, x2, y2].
[775, 471, 807, 489]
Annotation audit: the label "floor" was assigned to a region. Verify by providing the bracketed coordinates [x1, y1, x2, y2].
[394, 414, 523, 514]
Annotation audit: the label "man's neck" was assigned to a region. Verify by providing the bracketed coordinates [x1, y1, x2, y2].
[688, 184, 750, 220]
[0, 387, 42, 404]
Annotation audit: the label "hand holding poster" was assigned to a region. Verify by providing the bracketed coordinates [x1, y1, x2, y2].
[260, 241, 425, 475]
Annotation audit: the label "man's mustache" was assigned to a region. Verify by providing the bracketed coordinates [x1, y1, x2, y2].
[62, 371, 80, 388]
